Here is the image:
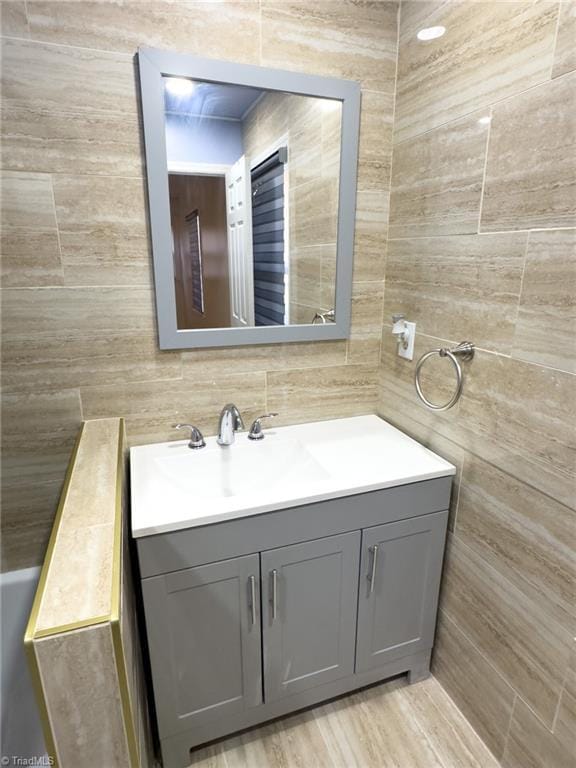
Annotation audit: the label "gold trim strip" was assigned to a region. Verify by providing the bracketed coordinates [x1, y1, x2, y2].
[111, 617, 140, 768]
[24, 422, 86, 644]
[33, 615, 110, 640]
[110, 418, 124, 624]
[110, 418, 140, 767]
[24, 639, 59, 767]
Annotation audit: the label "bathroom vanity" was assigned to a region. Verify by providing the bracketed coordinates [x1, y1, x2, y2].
[131, 415, 455, 768]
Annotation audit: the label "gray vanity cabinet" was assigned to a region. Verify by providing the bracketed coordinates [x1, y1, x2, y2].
[261, 532, 360, 702]
[355, 511, 447, 673]
[136, 480, 452, 765]
[140, 554, 262, 738]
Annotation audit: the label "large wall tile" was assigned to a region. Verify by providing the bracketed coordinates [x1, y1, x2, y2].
[347, 281, 385, 365]
[182, 341, 347, 378]
[52, 175, 152, 286]
[352, 190, 389, 282]
[292, 178, 339, 248]
[384, 233, 526, 353]
[26, 1, 260, 63]
[2, 286, 157, 340]
[0, 1, 29, 37]
[2, 332, 181, 393]
[481, 73, 576, 232]
[512, 229, 576, 373]
[81, 373, 267, 445]
[1, 39, 137, 116]
[433, 611, 515, 761]
[456, 455, 576, 631]
[2, 105, 144, 177]
[260, 1, 399, 92]
[267, 364, 378, 426]
[1, 389, 82, 569]
[394, 1, 558, 142]
[2, 170, 56, 229]
[389, 113, 489, 237]
[1, 479, 62, 572]
[503, 692, 576, 768]
[358, 90, 394, 192]
[553, 1, 576, 79]
[441, 535, 572, 728]
[1, 171, 63, 287]
[459, 351, 576, 510]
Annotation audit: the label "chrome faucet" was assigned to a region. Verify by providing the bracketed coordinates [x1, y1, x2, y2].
[217, 403, 245, 446]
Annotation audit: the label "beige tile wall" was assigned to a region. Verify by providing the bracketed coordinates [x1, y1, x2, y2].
[0, 0, 398, 571]
[379, 1, 575, 765]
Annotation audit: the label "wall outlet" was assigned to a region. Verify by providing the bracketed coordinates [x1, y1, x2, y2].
[398, 321, 416, 361]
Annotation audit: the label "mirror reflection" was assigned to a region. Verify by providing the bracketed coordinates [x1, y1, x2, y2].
[163, 76, 342, 330]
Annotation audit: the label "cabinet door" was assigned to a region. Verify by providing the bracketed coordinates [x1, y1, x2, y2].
[261, 531, 360, 703]
[141, 555, 262, 738]
[355, 510, 448, 673]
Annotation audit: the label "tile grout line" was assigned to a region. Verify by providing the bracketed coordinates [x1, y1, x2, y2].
[384, 0, 402, 239]
[451, 451, 464, 532]
[508, 231, 532, 357]
[385, 226, 576, 241]
[47, 174, 65, 274]
[550, 660, 572, 733]
[500, 693, 518, 765]
[548, 1, 563, 81]
[408, 329, 576, 377]
[476, 105, 493, 235]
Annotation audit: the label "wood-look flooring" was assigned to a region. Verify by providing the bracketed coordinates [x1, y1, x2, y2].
[187, 676, 499, 768]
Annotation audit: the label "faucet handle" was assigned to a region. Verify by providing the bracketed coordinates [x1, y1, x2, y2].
[248, 413, 278, 441]
[173, 423, 206, 450]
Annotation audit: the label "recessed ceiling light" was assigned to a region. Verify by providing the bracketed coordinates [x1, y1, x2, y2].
[478, 115, 492, 125]
[417, 25, 446, 41]
[165, 77, 195, 97]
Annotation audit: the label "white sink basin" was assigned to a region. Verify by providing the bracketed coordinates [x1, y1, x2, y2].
[131, 415, 456, 537]
[154, 438, 330, 500]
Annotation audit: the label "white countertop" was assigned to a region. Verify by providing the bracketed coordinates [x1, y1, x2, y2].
[130, 415, 456, 538]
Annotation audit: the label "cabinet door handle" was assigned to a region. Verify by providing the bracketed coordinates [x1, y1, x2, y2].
[368, 544, 379, 595]
[249, 575, 257, 626]
[270, 569, 278, 621]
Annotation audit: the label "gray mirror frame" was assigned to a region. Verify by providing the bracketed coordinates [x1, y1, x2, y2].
[138, 47, 361, 349]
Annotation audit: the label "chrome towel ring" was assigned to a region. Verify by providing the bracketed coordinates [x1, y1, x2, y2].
[414, 341, 475, 411]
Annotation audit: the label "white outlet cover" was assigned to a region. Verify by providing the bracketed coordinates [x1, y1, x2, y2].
[398, 321, 416, 361]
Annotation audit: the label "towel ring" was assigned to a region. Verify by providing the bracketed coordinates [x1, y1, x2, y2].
[414, 342, 474, 411]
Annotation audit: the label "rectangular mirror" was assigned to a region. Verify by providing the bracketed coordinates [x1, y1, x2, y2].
[138, 48, 361, 349]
